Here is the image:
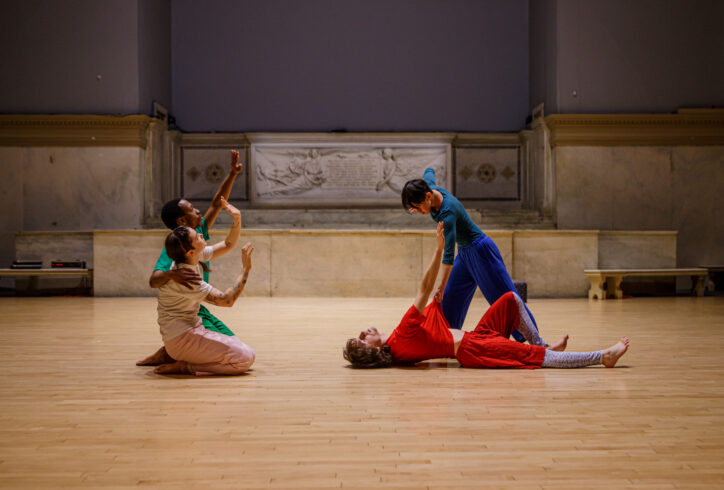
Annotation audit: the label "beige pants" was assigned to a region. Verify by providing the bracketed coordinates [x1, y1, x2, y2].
[164, 325, 255, 375]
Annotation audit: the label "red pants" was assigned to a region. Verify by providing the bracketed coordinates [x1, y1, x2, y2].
[455, 292, 546, 369]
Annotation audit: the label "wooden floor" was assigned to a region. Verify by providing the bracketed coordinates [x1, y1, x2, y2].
[1, 296, 723, 489]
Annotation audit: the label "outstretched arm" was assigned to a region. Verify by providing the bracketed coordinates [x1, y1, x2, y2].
[208, 197, 241, 260]
[433, 264, 452, 302]
[413, 222, 445, 314]
[204, 150, 243, 228]
[423, 167, 436, 187]
[204, 243, 253, 307]
[432, 216, 456, 302]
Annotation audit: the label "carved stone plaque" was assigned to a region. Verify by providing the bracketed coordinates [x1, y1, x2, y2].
[251, 144, 450, 206]
[454, 147, 520, 201]
[181, 147, 248, 202]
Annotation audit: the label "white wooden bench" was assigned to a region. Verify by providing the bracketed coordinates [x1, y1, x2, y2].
[584, 268, 707, 300]
[0, 268, 93, 295]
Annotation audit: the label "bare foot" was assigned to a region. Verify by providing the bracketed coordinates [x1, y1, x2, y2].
[602, 337, 630, 368]
[547, 335, 569, 352]
[136, 346, 174, 366]
[154, 361, 192, 375]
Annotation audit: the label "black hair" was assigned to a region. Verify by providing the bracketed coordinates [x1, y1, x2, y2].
[161, 198, 184, 230]
[401, 179, 431, 211]
[164, 226, 210, 273]
[343, 339, 393, 368]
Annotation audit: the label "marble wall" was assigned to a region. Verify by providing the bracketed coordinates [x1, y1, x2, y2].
[555, 146, 724, 267]
[670, 147, 724, 267]
[513, 231, 599, 298]
[0, 148, 23, 288]
[12, 231, 94, 291]
[0, 146, 146, 279]
[21, 147, 144, 231]
[9, 229, 665, 298]
[598, 231, 677, 269]
[92, 229, 272, 297]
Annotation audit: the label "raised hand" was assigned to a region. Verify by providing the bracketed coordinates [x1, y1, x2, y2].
[220, 196, 240, 219]
[433, 285, 444, 303]
[241, 242, 254, 273]
[230, 150, 243, 175]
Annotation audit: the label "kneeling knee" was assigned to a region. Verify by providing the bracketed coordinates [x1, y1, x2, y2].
[230, 347, 255, 373]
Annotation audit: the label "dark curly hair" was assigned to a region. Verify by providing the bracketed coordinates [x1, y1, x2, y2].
[343, 338, 393, 368]
[401, 179, 431, 212]
[161, 198, 185, 230]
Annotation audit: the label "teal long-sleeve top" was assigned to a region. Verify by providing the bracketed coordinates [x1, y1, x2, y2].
[424, 168, 483, 265]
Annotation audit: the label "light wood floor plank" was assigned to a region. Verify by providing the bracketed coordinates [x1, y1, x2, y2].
[1, 296, 723, 488]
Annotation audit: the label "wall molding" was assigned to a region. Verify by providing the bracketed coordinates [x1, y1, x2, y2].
[453, 133, 523, 146]
[545, 109, 724, 146]
[0, 115, 153, 148]
[3, 111, 722, 148]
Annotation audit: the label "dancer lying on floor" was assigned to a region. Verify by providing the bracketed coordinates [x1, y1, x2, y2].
[152, 201, 255, 376]
[343, 223, 629, 369]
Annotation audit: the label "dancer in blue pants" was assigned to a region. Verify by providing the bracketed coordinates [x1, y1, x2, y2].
[401, 168, 537, 342]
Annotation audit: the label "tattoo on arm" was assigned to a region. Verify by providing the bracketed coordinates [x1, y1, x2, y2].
[205, 275, 247, 307]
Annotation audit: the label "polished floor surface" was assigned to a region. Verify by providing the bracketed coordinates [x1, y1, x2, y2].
[1, 296, 723, 489]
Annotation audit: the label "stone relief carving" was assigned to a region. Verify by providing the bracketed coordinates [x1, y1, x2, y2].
[454, 147, 520, 201]
[252, 145, 448, 206]
[477, 163, 497, 183]
[181, 148, 248, 202]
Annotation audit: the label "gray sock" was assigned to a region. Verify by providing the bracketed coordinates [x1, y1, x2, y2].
[513, 292, 546, 346]
[542, 350, 603, 368]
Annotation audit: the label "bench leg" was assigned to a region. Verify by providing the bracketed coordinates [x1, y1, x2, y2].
[606, 276, 624, 299]
[588, 276, 606, 300]
[693, 276, 705, 297]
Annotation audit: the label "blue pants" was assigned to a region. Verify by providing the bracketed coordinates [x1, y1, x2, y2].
[441, 235, 539, 342]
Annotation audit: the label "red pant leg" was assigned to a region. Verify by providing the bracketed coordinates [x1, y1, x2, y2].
[474, 291, 519, 338]
[456, 332, 545, 369]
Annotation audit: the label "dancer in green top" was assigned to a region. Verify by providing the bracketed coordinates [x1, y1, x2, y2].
[136, 150, 244, 366]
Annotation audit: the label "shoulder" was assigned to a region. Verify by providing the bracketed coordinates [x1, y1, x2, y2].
[437, 206, 456, 225]
[154, 248, 172, 271]
[398, 304, 425, 330]
[441, 192, 465, 216]
[198, 218, 209, 239]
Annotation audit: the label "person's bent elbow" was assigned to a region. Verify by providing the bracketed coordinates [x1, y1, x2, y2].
[149, 270, 165, 288]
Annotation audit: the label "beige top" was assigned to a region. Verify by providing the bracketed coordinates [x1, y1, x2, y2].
[157, 246, 214, 342]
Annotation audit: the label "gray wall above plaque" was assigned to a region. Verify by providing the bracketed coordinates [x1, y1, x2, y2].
[454, 147, 520, 201]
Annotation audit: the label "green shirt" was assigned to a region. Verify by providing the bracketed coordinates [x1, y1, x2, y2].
[153, 218, 211, 282]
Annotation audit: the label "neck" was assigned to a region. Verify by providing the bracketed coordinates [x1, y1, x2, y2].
[380, 333, 390, 345]
[431, 189, 443, 210]
[182, 255, 200, 266]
